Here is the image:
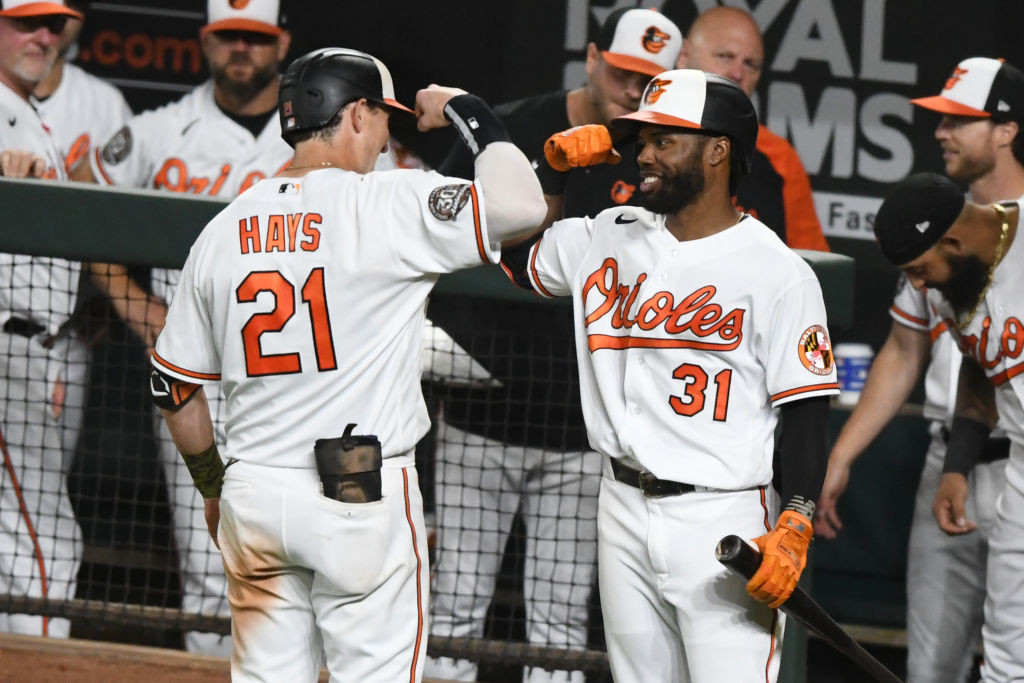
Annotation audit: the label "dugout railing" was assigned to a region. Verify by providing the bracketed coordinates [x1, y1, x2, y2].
[0, 177, 856, 680]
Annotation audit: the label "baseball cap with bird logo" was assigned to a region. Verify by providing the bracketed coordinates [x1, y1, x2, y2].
[203, 0, 283, 36]
[595, 7, 682, 77]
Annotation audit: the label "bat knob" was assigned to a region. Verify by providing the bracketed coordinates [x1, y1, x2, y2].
[715, 534, 745, 562]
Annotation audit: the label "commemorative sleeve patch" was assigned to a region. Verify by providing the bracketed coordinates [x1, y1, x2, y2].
[798, 324, 834, 375]
[428, 183, 472, 221]
[101, 126, 132, 166]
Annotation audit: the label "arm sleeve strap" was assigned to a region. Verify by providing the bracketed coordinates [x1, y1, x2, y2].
[182, 442, 225, 500]
[942, 416, 989, 475]
[443, 94, 511, 158]
[777, 396, 830, 518]
[150, 367, 200, 411]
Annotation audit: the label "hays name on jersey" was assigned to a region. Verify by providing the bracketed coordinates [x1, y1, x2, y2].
[581, 257, 744, 352]
[239, 213, 323, 254]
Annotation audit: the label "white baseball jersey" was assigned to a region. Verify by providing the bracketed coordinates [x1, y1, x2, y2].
[0, 82, 79, 336]
[931, 204, 1024, 448]
[527, 207, 839, 490]
[153, 169, 497, 467]
[88, 79, 294, 303]
[891, 277, 962, 424]
[35, 63, 131, 174]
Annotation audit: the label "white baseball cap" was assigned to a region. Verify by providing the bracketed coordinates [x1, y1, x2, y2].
[595, 8, 682, 77]
[203, 0, 282, 37]
[0, 0, 81, 18]
[614, 69, 759, 173]
[911, 57, 1024, 122]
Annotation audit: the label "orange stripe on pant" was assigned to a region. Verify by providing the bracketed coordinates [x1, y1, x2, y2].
[402, 468, 425, 683]
[0, 426, 50, 636]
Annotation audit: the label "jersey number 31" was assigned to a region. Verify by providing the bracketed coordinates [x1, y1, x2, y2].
[237, 268, 336, 376]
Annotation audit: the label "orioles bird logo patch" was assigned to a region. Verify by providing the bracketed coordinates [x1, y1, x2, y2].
[229, 0, 252, 9]
[798, 325, 834, 375]
[610, 180, 635, 204]
[645, 78, 671, 105]
[945, 66, 968, 91]
[642, 26, 671, 54]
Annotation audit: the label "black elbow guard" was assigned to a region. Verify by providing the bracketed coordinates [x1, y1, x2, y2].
[444, 94, 510, 157]
[150, 367, 200, 411]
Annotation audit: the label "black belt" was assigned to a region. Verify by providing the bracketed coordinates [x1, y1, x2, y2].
[940, 426, 1011, 464]
[610, 459, 697, 498]
[3, 317, 46, 339]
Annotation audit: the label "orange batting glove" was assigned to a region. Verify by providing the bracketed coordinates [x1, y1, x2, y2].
[746, 510, 813, 608]
[544, 124, 622, 171]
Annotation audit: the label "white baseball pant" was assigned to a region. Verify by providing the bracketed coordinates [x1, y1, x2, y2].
[427, 419, 601, 683]
[597, 457, 785, 683]
[906, 430, 1004, 682]
[218, 456, 428, 682]
[979, 442, 1024, 682]
[0, 332, 87, 637]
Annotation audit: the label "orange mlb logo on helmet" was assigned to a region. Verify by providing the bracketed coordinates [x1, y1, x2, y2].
[642, 26, 671, 54]
[645, 78, 672, 104]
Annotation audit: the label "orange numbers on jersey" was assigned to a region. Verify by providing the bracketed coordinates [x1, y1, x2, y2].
[236, 268, 337, 377]
[669, 363, 732, 421]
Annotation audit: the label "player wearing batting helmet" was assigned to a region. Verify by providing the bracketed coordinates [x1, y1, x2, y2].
[503, 69, 838, 682]
[151, 46, 545, 682]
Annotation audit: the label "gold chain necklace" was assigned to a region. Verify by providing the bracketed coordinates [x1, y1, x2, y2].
[955, 202, 1010, 330]
[287, 162, 336, 171]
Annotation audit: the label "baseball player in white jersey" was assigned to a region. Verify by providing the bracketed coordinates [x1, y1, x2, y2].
[506, 70, 838, 682]
[0, 0, 87, 637]
[79, 0, 293, 655]
[150, 46, 544, 682]
[34, 0, 131, 175]
[817, 57, 1024, 681]
[874, 172, 1024, 682]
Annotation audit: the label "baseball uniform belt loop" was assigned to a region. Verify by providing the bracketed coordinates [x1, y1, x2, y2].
[938, 425, 1010, 464]
[610, 458, 697, 498]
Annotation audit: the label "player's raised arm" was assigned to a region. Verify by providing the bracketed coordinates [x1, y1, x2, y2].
[415, 85, 546, 243]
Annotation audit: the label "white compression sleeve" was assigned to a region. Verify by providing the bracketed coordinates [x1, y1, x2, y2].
[474, 141, 547, 243]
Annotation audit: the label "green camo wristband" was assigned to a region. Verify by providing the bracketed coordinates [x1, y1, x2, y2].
[182, 443, 225, 500]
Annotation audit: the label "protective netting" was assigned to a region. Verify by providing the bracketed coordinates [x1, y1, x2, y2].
[0, 245, 611, 678]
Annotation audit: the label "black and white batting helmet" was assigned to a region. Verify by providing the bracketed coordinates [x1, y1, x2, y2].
[613, 69, 759, 175]
[278, 47, 413, 137]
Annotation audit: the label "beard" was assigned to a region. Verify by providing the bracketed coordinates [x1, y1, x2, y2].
[947, 148, 995, 185]
[639, 148, 707, 215]
[934, 253, 990, 316]
[210, 56, 277, 102]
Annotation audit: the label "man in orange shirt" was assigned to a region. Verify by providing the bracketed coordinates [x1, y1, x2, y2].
[677, 6, 829, 251]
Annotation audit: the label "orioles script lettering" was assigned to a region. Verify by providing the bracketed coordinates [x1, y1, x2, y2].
[582, 258, 744, 352]
[957, 315, 1024, 382]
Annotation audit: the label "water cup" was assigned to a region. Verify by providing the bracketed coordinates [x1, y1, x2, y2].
[834, 343, 874, 406]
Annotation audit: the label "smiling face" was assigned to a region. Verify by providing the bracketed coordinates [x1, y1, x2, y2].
[0, 14, 64, 97]
[933, 114, 1005, 184]
[635, 125, 714, 214]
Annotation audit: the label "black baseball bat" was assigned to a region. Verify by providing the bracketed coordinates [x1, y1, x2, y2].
[716, 535, 903, 683]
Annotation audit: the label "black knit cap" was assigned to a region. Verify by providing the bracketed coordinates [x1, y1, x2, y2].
[874, 173, 966, 265]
